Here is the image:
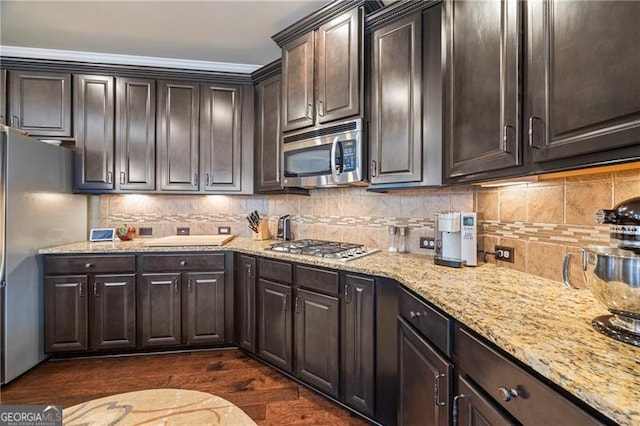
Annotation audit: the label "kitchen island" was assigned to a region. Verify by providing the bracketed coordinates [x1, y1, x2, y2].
[40, 238, 639, 425]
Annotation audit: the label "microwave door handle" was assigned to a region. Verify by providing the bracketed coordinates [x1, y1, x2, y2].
[330, 136, 341, 183]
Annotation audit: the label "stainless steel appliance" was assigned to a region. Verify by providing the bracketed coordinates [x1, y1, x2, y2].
[267, 239, 380, 262]
[563, 197, 640, 346]
[0, 126, 87, 384]
[282, 118, 366, 188]
[434, 212, 478, 268]
[277, 215, 292, 240]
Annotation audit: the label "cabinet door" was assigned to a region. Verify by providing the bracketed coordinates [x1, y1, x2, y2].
[282, 32, 315, 132]
[92, 274, 136, 350]
[343, 274, 375, 416]
[157, 80, 200, 191]
[44, 275, 88, 352]
[257, 279, 292, 372]
[528, 1, 640, 163]
[295, 288, 340, 398]
[254, 74, 283, 192]
[455, 375, 514, 426]
[237, 255, 256, 352]
[444, 0, 521, 179]
[8, 70, 72, 137]
[370, 13, 422, 185]
[74, 75, 115, 191]
[200, 84, 242, 192]
[116, 77, 156, 191]
[317, 8, 360, 124]
[398, 318, 451, 426]
[0, 69, 6, 125]
[185, 272, 226, 345]
[139, 273, 182, 347]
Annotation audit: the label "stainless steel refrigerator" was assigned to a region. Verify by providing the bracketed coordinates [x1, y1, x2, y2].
[0, 126, 87, 384]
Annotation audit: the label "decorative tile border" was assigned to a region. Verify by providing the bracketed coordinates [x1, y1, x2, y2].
[106, 212, 611, 247]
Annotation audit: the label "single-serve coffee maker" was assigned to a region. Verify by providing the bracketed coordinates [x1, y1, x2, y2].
[434, 212, 477, 268]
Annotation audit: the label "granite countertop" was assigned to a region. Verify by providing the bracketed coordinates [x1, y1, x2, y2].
[40, 238, 639, 425]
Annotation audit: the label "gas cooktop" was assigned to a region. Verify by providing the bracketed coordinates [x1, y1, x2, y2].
[267, 239, 380, 262]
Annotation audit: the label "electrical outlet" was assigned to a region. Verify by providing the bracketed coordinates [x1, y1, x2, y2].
[138, 227, 153, 236]
[218, 226, 231, 235]
[420, 237, 436, 249]
[495, 245, 515, 263]
[177, 227, 190, 235]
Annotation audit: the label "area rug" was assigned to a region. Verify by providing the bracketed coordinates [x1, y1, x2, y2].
[62, 389, 257, 425]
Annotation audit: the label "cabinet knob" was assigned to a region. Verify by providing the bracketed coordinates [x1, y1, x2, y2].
[85, 263, 93, 268]
[498, 386, 519, 402]
[409, 310, 423, 319]
[180, 260, 187, 266]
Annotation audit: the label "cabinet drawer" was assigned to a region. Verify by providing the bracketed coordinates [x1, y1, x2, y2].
[295, 265, 339, 295]
[399, 288, 452, 356]
[456, 326, 602, 425]
[141, 253, 225, 272]
[258, 258, 292, 284]
[44, 255, 136, 275]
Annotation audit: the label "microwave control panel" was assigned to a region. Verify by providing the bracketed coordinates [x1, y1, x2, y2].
[341, 140, 357, 172]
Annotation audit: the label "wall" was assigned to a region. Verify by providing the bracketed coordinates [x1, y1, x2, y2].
[99, 168, 640, 285]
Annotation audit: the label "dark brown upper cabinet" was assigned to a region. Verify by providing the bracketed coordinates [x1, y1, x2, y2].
[8, 70, 72, 137]
[116, 77, 156, 191]
[200, 83, 242, 192]
[443, 0, 521, 179]
[527, 0, 640, 166]
[370, 13, 422, 185]
[316, 8, 360, 124]
[281, 7, 362, 133]
[444, 0, 640, 184]
[282, 32, 315, 132]
[157, 80, 200, 191]
[367, 2, 443, 190]
[74, 74, 115, 191]
[255, 73, 284, 192]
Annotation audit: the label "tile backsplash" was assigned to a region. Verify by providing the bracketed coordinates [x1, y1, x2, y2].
[98, 168, 640, 285]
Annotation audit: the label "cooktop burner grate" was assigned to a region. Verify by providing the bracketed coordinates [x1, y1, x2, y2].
[267, 239, 379, 261]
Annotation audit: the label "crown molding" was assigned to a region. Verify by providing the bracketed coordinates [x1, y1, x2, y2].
[0, 46, 262, 74]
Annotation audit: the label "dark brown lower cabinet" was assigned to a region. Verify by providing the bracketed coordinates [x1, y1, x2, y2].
[398, 317, 451, 426]
[139, 273, 182, 347]
[92, 274, 136, 350]
[185, 271, 225, 345]
[44, 276, 88, 352]
[236, 255, 257, 353]
[454, 375, 514, 426]
[257, 279, 292, 372]
[294, 288, 340, 398]
[44, 273, 136, 352]
[343, 274, 375, 416]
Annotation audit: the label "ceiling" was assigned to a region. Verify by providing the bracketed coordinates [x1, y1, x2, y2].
[0, 0, 334, 69]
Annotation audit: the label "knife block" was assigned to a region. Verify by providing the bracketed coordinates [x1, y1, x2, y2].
[253, 219, 271, 240]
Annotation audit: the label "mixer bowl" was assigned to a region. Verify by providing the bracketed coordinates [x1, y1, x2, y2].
[567, 246, 640, 335]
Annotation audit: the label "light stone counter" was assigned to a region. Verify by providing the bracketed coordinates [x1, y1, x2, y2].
[40, 238, 639, 425]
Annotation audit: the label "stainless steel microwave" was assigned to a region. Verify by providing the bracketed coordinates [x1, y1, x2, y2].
[282, 119, 366, 188]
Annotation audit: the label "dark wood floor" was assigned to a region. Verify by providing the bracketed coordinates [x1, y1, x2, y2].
[0, 349, 370, 425]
